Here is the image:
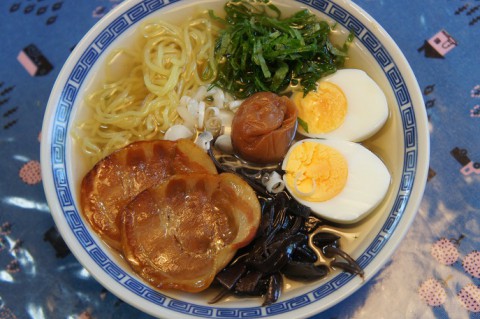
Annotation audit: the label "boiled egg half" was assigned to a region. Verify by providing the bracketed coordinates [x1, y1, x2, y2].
[292, 69, 388, 142]
[282, 139, 390, 223]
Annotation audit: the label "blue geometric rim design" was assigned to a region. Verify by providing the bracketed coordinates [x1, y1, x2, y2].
[50, 0, 417, 317]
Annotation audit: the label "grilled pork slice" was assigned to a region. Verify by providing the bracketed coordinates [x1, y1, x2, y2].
[80, 139, 217, 250]
[121, 173, 261, 293]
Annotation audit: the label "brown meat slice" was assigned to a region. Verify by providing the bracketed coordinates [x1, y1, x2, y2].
[121, 173, 261, 293]
[80, 139, 217, 250]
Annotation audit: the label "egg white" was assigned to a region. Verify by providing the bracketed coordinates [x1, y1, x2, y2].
[296, 69, 389, 142]
[282, 139, 391, 224]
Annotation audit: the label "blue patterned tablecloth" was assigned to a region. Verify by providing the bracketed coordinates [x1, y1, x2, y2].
[0, 0, 479, 318]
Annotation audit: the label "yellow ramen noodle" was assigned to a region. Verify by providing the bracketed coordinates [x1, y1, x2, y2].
[74, 14, 218, 166]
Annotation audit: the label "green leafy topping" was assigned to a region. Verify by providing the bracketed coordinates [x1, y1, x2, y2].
[210, 0, 353, 99]
[297, 117, 309, 133]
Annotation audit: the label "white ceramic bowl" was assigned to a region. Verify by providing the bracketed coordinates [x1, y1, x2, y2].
[41, 0, 429, 318]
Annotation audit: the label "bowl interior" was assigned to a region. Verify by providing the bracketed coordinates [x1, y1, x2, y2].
[41, 0, 428, 318]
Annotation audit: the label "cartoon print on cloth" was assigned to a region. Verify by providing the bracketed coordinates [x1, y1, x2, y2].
[447, 82, 480, 176]
[470, 85, 480, 118]
[463, 251, 480, 278]
[18, 127, 42, 185]
[418, 30, 457, 59]
[8, 0, 63, 26]
[0, 0, 478, 318]
[0, 222, 22, 276]
[0, 222, 11, 254]
[457, 284, 480, 313]
[92, 0, 124, 19]
[420, 236, 480, 313]
[0, 82, 14, 97]
[430, 236, 463, 265]
[454, 3, 480, 26]
[0, 82, 18, 130]
[472, 85, 480, 99]
[451, 147, 480, 177]
[18, 131, 42, 185]
[419, 278, 448, 307]
[424, 84, 436, 122]
[19, 160, 41, 185]
[471, 105, 480, 118]
[17, 44, 53, 77]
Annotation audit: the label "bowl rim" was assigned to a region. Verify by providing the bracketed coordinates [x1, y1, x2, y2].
[40, 0, 429, 318]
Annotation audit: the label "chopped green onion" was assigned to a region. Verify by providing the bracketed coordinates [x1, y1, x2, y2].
[298, 117, 309, 133]
[211, 0, 353, 99]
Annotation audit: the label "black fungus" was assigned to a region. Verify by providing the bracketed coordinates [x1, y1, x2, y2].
[263, 273, 283, 306]
[208, 144, 365, 305]
[291, 244, 318, 263]
[282, 261, 329, 281]
[234, 270, 265, 295]
[215, 262, 247, 290]
[330, 260, 364, 278]
[312, 232, 341, 254]
[312, 232, 365, 279]
[304, 215, 323, 233]
[247, 233, 306, 274]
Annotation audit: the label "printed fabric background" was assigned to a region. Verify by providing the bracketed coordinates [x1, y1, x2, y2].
[0, 0, 479, 318]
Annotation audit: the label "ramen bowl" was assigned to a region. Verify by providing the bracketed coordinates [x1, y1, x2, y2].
[40, 0, 429, 318]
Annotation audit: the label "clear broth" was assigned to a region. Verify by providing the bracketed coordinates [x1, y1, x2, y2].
[67, 0, 404, 305]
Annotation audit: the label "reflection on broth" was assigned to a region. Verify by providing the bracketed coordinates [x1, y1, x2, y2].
[71, 0, 400, 305]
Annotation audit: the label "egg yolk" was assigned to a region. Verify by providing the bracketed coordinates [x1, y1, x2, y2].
[284, 141, 348, 202]
[292, 82, 347, 133]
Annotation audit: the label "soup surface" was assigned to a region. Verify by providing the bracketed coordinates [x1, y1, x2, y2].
[68, 0, 404, 304]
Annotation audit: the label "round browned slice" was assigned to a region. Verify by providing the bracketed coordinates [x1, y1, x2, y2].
[80, 139, 217, 250]
[121, 173, 261, 293]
